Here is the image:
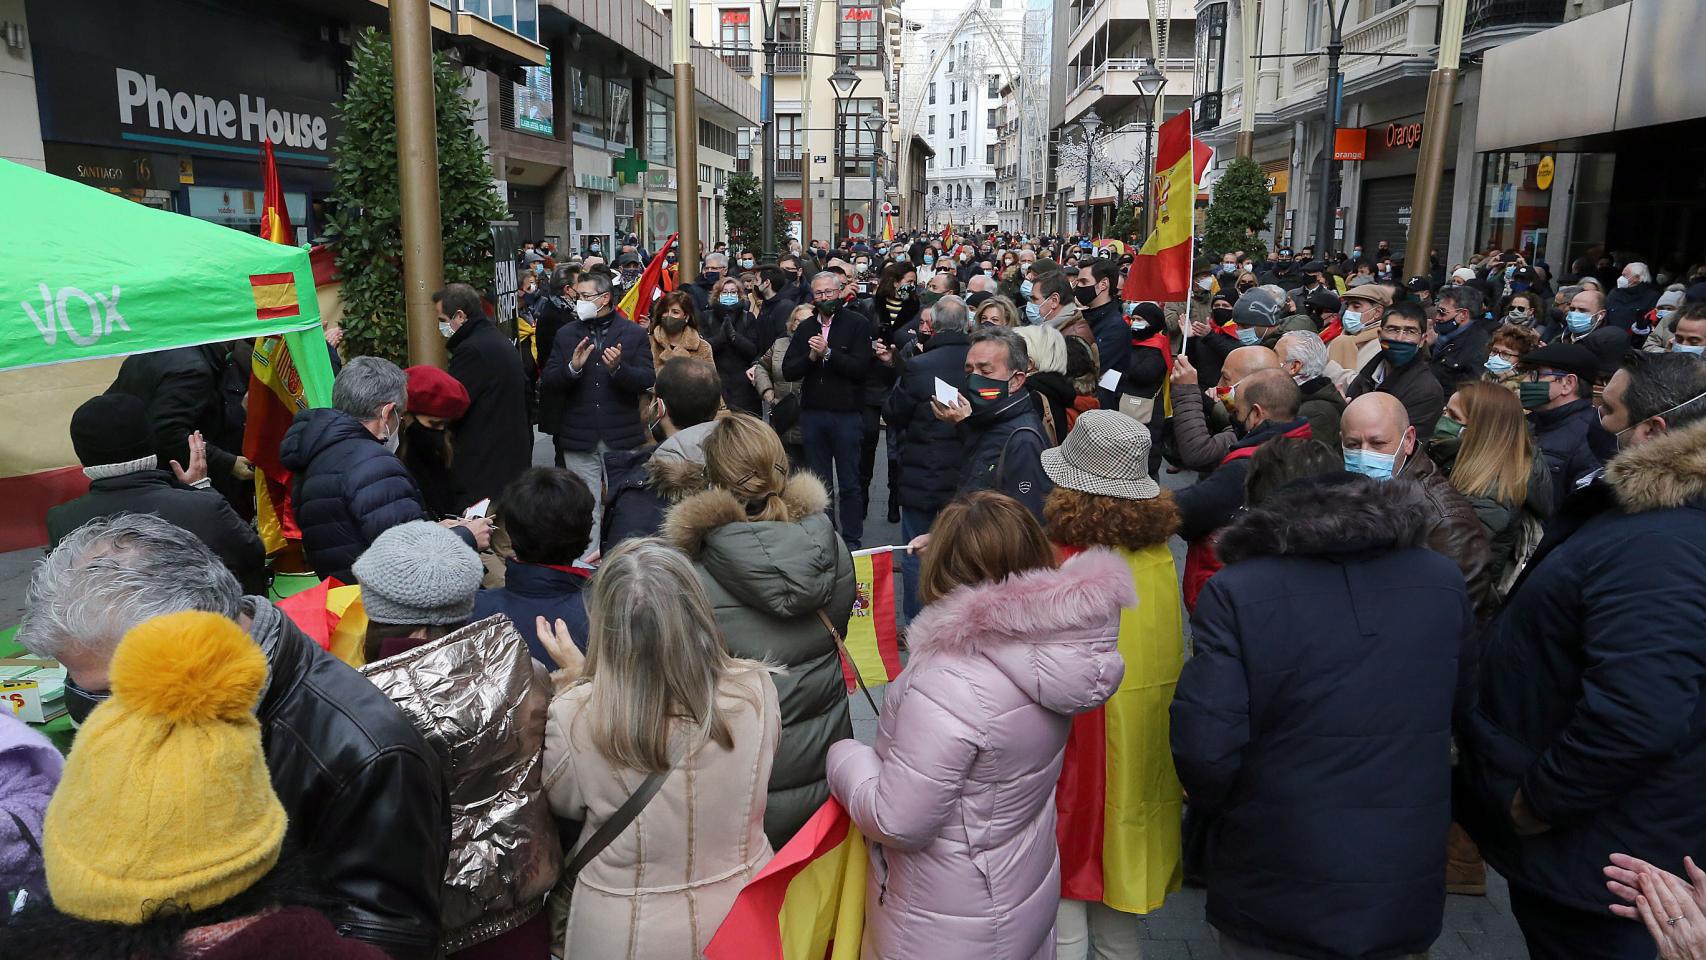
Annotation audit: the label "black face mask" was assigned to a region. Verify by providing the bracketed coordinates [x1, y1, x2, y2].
[1072, 286, 1098, 306]
[404, 422, 450, 464]
[64, 676, 111, 727]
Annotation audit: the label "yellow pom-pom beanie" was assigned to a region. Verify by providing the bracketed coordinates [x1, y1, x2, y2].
[42, 610, 288, 924]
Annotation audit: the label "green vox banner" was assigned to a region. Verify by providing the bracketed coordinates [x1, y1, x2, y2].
[0, 158, 324, 375]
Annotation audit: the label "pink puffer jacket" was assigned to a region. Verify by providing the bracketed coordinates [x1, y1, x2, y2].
[827, 549, 1134, 960]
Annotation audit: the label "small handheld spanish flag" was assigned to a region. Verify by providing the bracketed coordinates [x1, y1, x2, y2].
[840, 548, 902, 694]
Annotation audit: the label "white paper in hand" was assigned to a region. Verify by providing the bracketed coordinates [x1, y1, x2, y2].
[1098, 368, 1123, 391]
[934, 377, 962, 408]
[462, 497, 491, 520]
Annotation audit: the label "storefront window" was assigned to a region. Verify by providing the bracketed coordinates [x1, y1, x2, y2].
[187, 186, 308, 241]
[1475, 151, 1559, 264]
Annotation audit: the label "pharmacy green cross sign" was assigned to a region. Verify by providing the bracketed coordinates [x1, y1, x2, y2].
[614, 148, 649, 185]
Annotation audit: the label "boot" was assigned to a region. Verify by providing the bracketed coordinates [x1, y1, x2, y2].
[1446, 821, 1487, 896]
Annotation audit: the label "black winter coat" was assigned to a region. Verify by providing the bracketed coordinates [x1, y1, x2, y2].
[1606, 281, 1660, 332]
[279, 408, 447, 584]
[1529, 398, 1613, 507]
[1348, 351, 1445, 434]
[782, 307, 872, 412]
[754, 292, 797, 350]
[246, 596, 450, 959]
[1173, 477, 1473, 960]
[539, 311, 655, 452]
[447, 316, 533, 511]
[884, 330, 972, 513]
[955, 389, 1053, 519]
[863, 296, 917, 408]
[1082, 300, 1132, 408]
[106, 344, 240, 483]
[46, 470, 268, 595]
[703, 303, 765, 414]
[1176, 417, 1313, 542]
[1458, 419, 1706, 913]
[1428, 317, 1495, 397]
[532, 296, 578, 431]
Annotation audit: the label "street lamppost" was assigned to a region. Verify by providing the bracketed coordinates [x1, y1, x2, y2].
[862, 113, 886, 243]
[1132, 60, 1168, 239]
[1075, 105, 1102, 237]
[828, 60, 861, 249]
[1316, 0, 1355, 257]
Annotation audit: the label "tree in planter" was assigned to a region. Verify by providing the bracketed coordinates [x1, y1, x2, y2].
[722, 173, 790, 254]
[1109, 202, 1142, 246]
[1200, 155, 1271, 264]
[326, 28, 511, 364]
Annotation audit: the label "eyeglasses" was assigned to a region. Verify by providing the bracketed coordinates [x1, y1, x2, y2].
[1381, 326, 1424, 341]
[1524, 369, 1570, 383]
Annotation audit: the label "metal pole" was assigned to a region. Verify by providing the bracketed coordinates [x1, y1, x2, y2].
[870, 153, 881, 242]
[390, 0, 445, 368]
[1236, 0, 1258, 158]
[1404, 0, 1465, 271]
[1315, 9, 1345, 256]
[1142, 115, 1154, 237]
[1082, 137, 1093, 236]
[673, 0, 701, 279]
[761, 36, 779, 260]
[835, 97, 847, 248]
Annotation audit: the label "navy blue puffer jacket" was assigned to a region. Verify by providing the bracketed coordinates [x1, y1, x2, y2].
[279, 408, 436, 583]
[1172, 475, 1473, 960]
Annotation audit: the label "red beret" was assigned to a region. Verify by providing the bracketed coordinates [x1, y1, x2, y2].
[405, 365, 470, 420]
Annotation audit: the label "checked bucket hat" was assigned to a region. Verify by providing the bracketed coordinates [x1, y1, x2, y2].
[1040, 409, 1162, 501]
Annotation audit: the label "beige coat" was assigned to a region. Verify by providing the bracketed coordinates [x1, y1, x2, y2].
[650, 324, 715, 370]
[543, 666, 781, 959]
[1328, 325, 1383, 389]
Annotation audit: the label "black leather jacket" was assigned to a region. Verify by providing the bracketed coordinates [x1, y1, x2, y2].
[246, 597, 450, 959]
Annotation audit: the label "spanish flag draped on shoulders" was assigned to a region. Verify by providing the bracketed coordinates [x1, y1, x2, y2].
[1052, 533, 1186, 914]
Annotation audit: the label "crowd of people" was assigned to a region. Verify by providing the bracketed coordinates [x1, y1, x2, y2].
[3, 227, 1706, 960]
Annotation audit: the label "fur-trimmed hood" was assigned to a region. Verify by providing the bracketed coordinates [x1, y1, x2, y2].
[1216, 474, 1433, 563]
[1606, 418, 1706, 513]
[905, 548, 1133, 717]
[645, 420, 717, 502]
[662, 473, 845, 618]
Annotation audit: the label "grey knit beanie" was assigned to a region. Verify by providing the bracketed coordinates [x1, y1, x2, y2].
[352, 521, 483, 626]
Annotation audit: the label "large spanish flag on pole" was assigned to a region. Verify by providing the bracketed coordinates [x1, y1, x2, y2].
[840, 547, 903, 694]
[1121, 111, 1214, 303]
[247, 139, 312, 554]
[705, 799, 867, 960]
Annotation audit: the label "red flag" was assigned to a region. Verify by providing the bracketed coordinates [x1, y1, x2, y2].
[616, 232, 680, 322]
[705, 799, 866, 959]
[1121, 112, 1213, 303]
[247, 140, 309, 553]
[259, 139, 293, 245]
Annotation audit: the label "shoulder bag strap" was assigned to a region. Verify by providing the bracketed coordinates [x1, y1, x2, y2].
[562, 761, 673, 882]
[818, 608, 881, 716]
[995, 425, 1047, 489]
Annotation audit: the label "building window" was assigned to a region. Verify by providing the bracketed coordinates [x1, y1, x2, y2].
[837, 0, 880, 68]
[985, 181, 996, 203]
[699, 162, 713, 183]
[1194, 2, 1228, 128]
[986, 108, 997, 128]
[986, 144, 996, 164]
[839, 97, 881, 175]
[776, 6, 806, 72]
[960, 81, 968, 102]
[949, 84, 955, 105]
[645, 87, 673, 164]
[988, 75, 1000, 99]
[948, 115, 955, 139]
[928, 82, 936, 105]
[928, 115, 936, 135]
[961, 109, 968, 130]
[718, 9, 752, 72]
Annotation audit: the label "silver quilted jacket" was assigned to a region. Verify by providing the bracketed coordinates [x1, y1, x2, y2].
[361, 614, 562, 951]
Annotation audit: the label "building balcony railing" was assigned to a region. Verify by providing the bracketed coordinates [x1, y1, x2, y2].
[721, 52, 753, 74]
[1289, 1, 1425, 91]
[776, 41, 806, 74]
[1070, 56, 1194, 100]
[1465, 0, 1566, 33]
[775, 157, 803, 180]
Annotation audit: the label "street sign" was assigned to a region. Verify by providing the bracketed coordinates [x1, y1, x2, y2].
[880, 201, 895, 215]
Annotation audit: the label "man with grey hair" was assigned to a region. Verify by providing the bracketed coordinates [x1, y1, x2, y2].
[20, 513, 449, 959]
[280, 355, 488, 582]
[1608, 259, 1660, 334]
[932, 324, 1053, 518]
[686, 250, 729, 312]
[784, 269, 874, 546]
[1277, 330, 1346, 448]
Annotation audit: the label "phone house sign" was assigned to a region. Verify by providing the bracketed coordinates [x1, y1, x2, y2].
[115, 67, 331, 152]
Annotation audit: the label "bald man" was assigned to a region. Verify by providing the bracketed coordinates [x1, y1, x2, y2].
[1177, 368, 1315, 610]
[1168, 346, 1283, 472]
[1341, 392, 1495, 619]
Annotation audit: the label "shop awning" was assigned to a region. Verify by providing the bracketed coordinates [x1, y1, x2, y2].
[1478, 0, 1706, 152]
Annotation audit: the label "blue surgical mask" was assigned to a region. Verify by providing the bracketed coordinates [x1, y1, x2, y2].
[1344, 446, 1399, 481]
[1566, 310, 1595, 335]
[718, 293, 740, 307]
[1674, 343, 1706, 356]
[739, 259, 755, 269]
[1235, 325, 1260, 346]
[1342, 310, 1365, 334]
[1025, 302, 1043, 325]
[1485, 354, 1516, 374]
[1658, 309, 1676, 322]
[1020, 278, 1034, 299]
[1504, 265, 1516, 279]
[923, 255, 936, 265]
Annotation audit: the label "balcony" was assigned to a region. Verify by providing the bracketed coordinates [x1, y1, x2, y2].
[775, 157, 802, 180]
[1286, 1, 1431, 94]
[1466, 0, 1566, 33]
[776, 41, 805, 75]
[1070, 57, 1195, 101]
[720, 52, 753, 75]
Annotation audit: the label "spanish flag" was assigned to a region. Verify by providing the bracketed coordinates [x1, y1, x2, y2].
[841, 547, 902, 693]
[1120, 111, 1213, 303]
[616, 232, 679, 323]
[247, 140, 307, 554]
[705, 798, 867, 959]
[274, 578, 371, 668]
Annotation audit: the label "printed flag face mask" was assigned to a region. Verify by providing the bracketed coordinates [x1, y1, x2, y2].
[965, 373, 1013, 409]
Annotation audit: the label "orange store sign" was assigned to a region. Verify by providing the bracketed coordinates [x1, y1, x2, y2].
[1333, 128, 1366, 161]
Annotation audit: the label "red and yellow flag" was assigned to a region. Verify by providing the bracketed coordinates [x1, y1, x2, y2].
[248, 139, 307, 554]
[275, 578, 371, 668]
[840, 548, 902, 693]
[616, 232, 680, 322]
[1121, 112, 1213, 303]
[705, 799, 867, 960]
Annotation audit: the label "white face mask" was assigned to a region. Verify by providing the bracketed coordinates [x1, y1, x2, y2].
[437, 320, 456, 339]
[1617, 276, 1632, 289]
[575, 299, 599, 321]
[382, 411, 401, 453]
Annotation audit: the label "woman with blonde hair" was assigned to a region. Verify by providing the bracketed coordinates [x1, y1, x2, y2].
[542, 537, 780, 960]
[1014, 323, 1074, 444]
[1429, 380, 1554, 591]
[976, 294, 1024, 328]
[662, 413, 854, 847]
[828, 490, 1133, 959]
[648, 289, 714, 370]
